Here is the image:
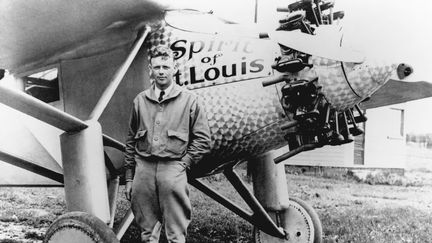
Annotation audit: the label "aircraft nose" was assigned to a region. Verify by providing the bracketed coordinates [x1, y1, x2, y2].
[397, 63, 413, 79]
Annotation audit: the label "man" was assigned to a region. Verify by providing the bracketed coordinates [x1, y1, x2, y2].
[124, 45, 212, 242]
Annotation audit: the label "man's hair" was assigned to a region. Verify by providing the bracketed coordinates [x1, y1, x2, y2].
[149, 45, 174, 61]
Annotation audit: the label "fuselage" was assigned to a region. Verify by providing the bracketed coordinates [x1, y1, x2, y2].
[145, 18, 403, 176]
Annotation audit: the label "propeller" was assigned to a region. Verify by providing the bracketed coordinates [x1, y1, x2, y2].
[269, 30, 365, 63]
[164, 9, 365, 63]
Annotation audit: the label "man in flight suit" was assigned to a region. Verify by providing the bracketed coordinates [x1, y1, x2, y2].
[124, 45, 212, 243]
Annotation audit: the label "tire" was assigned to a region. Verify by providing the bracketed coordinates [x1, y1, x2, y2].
[44, 211, 119, 243]
[254, 197, 322, 243]
[289, 197, 322, 243]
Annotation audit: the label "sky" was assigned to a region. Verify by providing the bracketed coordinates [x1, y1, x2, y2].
[335, 0, 432, 82]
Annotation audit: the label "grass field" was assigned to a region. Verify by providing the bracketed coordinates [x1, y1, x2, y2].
[0, 168, 431, 243]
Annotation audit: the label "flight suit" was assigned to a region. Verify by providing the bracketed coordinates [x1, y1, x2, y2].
[124, 83, 211, 243]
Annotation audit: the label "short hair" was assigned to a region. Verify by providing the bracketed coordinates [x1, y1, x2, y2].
[149, 45, 174, 61]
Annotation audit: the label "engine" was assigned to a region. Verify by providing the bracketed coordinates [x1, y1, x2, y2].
[264, 0, 379, 163]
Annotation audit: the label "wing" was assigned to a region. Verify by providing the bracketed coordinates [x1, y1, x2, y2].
[0, 0, 170, 74]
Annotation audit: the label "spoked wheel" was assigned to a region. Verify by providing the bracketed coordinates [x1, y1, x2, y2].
[44, 212, 119, 243]
[254, 197, 322, 243]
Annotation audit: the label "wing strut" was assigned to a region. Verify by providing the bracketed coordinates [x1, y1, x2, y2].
[188, 165, 286, 238]
[0, 149, 63, 184]
[0, 85, 87, 132]
[88, 26, 151, 121]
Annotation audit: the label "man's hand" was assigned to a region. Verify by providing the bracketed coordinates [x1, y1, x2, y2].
[125, 181, 133, 201]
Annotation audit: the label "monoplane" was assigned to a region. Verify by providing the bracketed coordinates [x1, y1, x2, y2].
[0, 0, 430, 242]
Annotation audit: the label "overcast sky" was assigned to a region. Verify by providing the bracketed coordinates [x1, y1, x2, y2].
[336, 0, 432, 82]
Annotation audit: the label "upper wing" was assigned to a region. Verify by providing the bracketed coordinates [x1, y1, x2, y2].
[361, 79, 432, 109]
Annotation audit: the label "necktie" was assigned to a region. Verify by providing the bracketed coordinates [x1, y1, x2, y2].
[158, 90, 165, 102]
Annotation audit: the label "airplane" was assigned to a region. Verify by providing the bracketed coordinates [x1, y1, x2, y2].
[0, 0, 431, 242]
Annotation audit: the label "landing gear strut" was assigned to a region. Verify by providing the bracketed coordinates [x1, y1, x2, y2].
[250, 152, 322, 243]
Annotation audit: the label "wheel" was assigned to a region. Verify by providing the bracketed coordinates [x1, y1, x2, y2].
[254, 197, 322, 243]
[44, 211, 119, 243]
[289, 197, 322, 243]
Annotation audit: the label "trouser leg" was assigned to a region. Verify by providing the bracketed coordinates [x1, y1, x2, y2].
[157, 160, 191, 243]
[131, 157, 162, 243]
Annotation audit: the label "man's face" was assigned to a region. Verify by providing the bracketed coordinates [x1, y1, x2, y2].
[149, 56, 177, 90]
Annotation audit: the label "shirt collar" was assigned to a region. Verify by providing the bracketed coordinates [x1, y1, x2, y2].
[154, 81, 174, 99]
[145, 82, 182, 103]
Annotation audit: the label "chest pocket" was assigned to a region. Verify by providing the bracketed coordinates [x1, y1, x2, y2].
[134, 130, 149, 152]
[166, 130, 188, 155]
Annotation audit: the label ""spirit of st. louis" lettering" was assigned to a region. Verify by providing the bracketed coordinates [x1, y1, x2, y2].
[170, 39, 265, 85]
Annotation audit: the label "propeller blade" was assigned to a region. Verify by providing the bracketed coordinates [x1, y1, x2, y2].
[269, 30, 365, 63]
